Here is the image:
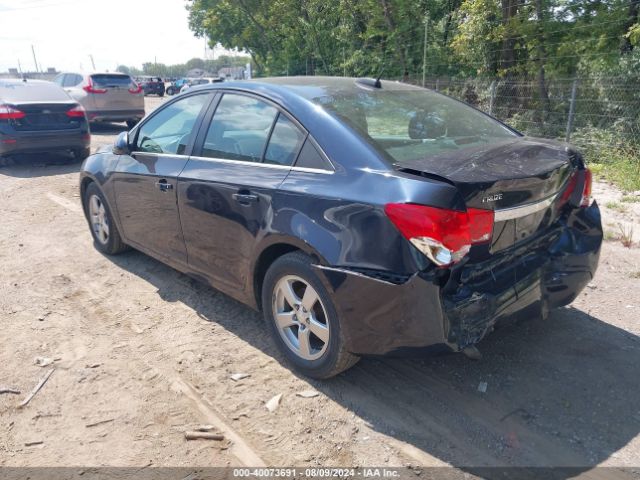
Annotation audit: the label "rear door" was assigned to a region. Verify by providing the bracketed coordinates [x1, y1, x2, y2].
[178, 92, 307, 293]
[89, 73, 140, 112]
[112, 92, 213, 262]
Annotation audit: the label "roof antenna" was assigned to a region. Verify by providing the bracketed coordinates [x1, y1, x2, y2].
[374, 69, 384, 88]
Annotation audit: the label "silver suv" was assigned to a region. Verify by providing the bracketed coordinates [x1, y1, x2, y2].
[53, 72, 144, 128]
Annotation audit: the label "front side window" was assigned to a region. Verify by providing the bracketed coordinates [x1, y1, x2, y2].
[135, 94, 210, 155]
[202, 94, 278, 162]
[313, 88, 517, 165]
[264, 114, 306, 166]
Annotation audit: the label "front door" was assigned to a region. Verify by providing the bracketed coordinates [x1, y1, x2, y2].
[178, 93, 307, 294]
[112, 92, 212, 262]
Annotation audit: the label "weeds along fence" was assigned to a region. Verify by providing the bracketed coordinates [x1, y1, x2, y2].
[399, 75, 640, 187]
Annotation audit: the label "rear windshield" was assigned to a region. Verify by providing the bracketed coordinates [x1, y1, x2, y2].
[0, 80, 70, 102]
[91, 74, 133, 88]
[312, 88, 517, 164]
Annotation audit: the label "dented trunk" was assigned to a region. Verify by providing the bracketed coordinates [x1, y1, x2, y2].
[395, 137, 582, 252]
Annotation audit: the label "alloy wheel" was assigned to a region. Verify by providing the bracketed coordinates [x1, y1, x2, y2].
[272, 275, 330, 361]
[88, 194, 109, 245]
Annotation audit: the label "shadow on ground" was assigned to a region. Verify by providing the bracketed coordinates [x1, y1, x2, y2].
[0, 152, 81, 178]
[107, 249, 640, 478]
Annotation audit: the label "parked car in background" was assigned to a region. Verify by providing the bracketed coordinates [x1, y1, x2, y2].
[179, 77, 224, 93]
[1, 78, 90, 163]
[53, 72, 144, 128]
[166, 78, 189, 96]
[136, 76, 165, 97]
[79, 77, 602, 379]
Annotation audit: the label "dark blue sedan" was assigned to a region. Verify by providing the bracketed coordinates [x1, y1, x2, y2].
[79, 77, 602, 378]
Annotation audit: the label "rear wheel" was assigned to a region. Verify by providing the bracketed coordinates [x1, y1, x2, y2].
[262, 252, 359, 379]
[73, 147, 91, 161]
[83, 182, 128, 255]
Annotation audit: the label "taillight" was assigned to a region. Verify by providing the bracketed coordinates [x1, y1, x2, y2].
[385, 203, 494, 267]
[558, 168, 592, 209]
[66, 105, 86, 118]
[580, 168, 592, 207]
[83, 78, 107, 94]
[128, 83, 143, 94]
[0, 104, 26, 120]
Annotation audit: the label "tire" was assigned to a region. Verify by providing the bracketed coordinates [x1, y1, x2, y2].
[126, 119, 138, 129]
[159, 91, 165, 97]
[83, 182, 129, 255]
[73, 147, 91, 161]
[262, 252, 359, 379]
[166, 86, 175, 96]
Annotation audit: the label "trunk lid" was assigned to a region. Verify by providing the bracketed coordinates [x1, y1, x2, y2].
[12, 101, 81, 131]
[394, 137, 577, 252]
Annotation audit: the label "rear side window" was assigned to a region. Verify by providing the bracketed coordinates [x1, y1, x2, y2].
[63, 74, 82, 87]
[295, 139, 333, 171]
[202, 94, 278, 162]
[135, 94, 210, 155]
[91, 74, 133, 88]
[264, 114, 305, 166]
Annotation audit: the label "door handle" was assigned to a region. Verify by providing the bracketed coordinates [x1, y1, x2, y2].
[232, 192, 258, 205]
[155, 179, 173, 192]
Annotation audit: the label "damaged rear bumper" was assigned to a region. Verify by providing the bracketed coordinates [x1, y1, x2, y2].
[314, 202, 602, 356]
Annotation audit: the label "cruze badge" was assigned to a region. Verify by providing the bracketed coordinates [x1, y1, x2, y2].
[482, 193, 503, 203]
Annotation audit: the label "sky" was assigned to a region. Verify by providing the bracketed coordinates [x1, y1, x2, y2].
[0, 0, 234, 73]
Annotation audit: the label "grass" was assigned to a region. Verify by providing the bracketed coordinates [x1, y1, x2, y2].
[618, 223, 635, 248]
[621, 195, 640, 203]
[605, 201, 628, 213]
[571, 126, 640, 192]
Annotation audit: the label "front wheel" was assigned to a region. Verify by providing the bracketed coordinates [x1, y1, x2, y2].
[83, 182, 129, 255]
[262, 252, 359, 379]
[166, 86, 175, 95]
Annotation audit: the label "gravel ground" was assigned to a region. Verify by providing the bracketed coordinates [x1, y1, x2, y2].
[1, 96, 639, 474]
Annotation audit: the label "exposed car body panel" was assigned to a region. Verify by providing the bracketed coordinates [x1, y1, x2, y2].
[79, 77, 603, 358]
[313, 201, 601, 355]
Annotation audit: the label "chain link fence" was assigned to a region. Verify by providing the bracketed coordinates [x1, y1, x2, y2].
[400, 75, 640, 163]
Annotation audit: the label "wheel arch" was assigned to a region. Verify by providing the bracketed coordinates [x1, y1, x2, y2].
[251, 237, 329, 310]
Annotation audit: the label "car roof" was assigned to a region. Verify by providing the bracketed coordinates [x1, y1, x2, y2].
[59, 71, 131, 77]
[0, 78, 72, 102]
[196, 76, 423, 100]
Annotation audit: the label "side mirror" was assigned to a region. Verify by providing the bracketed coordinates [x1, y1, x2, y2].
[113, 131, 130, 155]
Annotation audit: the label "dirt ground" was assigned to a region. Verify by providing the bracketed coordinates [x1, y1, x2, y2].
[1, 96, 639, 474]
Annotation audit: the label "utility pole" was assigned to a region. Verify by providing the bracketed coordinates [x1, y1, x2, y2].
[31, 45, 39, 73]
[422, 14, 428, 87]
[17, 59, 22, 74]
[89, 54, 96, 70]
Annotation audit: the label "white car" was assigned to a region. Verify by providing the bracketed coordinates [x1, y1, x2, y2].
[180, 77, 223, 93]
